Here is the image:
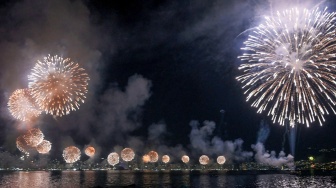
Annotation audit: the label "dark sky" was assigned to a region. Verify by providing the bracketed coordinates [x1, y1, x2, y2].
[0, 0, 336, 163]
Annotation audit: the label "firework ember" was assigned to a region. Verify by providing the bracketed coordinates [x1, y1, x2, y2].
[23, 128, 44, 147]
[217, 156, 226, 165]
[121, 148, 135, 162]
[28, 54, 90, 117]
[199, 155, 209, 165]
[148, 151, 159, 163]
[107, 152, 120, 166]
[63, 146, 81, 163]
[162, 155, 170, 164]
[181, 155, 189, 164]
[36, 140, 52, 154]
[142, 154, 150, 163]
[8, 89, 42, 121]
[16, 136, 30, 154]
[84, 146, 95, 157]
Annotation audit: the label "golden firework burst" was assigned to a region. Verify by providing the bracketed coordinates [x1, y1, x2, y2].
[28, 55, 90, 116]
[8, 89, 42, 121]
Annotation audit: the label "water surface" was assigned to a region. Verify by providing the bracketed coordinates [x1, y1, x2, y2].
[0, 170, 335, 187]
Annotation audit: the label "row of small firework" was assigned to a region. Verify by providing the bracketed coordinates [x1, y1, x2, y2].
[8, 54, 89, 122]
[63, 147, 227, 166]
[17, 133, 227, 166]
[15, 128, 226, 166]
[140, 152, 226, 166]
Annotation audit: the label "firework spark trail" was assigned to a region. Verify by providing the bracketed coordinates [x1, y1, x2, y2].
[28, 55, 89, 117]
[63, 146, 81, 163]
[84, 146, 95, 157]
[36, 140, 52, 154]
[121, 148, 135, 162]
[107, 152, 120, 166]
[8, 89, 42, 121]
[237, 7, 336, 127]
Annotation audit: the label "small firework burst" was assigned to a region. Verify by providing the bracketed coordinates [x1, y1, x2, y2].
[121, 148, 135, 162]
[148, 151, 159, 163]
[107, 152, 119, 166]
[199, 155, 210, 165]
[142, 154, 150, 163]
[181, 155, 189, 164]
[36, 140, 52, 154]
[23, 128, 44, 147]
[8, 89, 42, 121]
[84, 146, 95, 157]
[63, 146, 81, 163]
[162, 155, 170, 164]
[16, 136, 31, 154]
[217, 156, 226, 165]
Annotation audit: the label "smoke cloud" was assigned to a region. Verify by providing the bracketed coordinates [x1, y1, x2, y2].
[148, 122, 167, 141]
[189, 120, 253, 162]
[252, 142, 294, 168]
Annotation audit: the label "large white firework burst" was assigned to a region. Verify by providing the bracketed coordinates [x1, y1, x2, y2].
[237, 7, 336, 127]
[28, 55, 89, 117]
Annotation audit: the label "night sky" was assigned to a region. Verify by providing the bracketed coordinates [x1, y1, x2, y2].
[0, 0, 336, 163]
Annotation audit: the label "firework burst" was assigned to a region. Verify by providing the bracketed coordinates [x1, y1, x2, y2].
[148, 151, 159, 163]
[84, 146, 95, 157]
[142, 154, 150, 163]
[107, 152, 120, 166]
[16, 136, 31, 154]
[181, 155, 189, 164]
[23, 128, 44, 147]
[162, 155, 170, 164]
[121, 148, 135, 162]
[8, 89, 42, 121]
[36, 140, 52, 154]
[63, 146, 81, 163]
[28, 55, 89, 117]
[237, 7, 336, 127]
[199, 155, 209, 165]
[217, 156, 226, 165]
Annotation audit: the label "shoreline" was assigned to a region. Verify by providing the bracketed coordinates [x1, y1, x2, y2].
[1, 169, 335, 176]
